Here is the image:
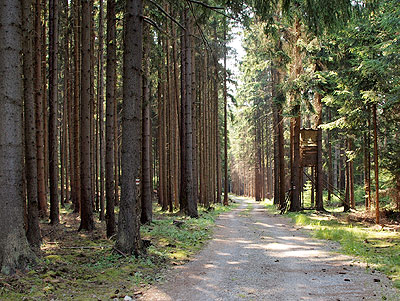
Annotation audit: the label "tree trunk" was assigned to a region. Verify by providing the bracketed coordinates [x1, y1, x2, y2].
[223, 21, 229, 205]
[289, 106, 301, 211]
[327, 108, 333, 203]
[364, 132, 371, 210]
[141, 24, 152, 224]
[34, 0, 47, 218]
[181, 9, 197, 217]
[314, 91, 324, 211]
[344, 154, 350, 212]
[348, 137, 355, 209]
[372, 104, 380, 224]
[105, 0, 116, 237]
[289, 18, 302, 212]
[73, 0, 81, 213]
[49, 0, 60, 225]
[0, 0, 36, 273]
[115, 0, 143, 255]
[79, 0, 94, 231]
[23, 0, 42, 249]
[98, 0, 105, 221]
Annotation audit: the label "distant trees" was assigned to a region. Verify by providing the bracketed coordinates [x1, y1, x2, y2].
[230, 0, 400, 221]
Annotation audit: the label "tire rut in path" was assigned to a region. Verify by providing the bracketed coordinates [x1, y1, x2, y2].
[141, 196, 398, 301]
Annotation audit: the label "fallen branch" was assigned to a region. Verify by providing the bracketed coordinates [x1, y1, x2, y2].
[60, 245, 112, 250]
[113, 247, 128, 257]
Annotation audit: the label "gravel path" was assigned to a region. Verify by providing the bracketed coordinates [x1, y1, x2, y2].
[141, 196, 399, 301]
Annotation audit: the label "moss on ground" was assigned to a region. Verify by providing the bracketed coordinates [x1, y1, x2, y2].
[0, 203, 235, 300]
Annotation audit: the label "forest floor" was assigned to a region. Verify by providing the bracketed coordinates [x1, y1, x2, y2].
[0, 204, 234, 300]
[141, 196, 399, 301]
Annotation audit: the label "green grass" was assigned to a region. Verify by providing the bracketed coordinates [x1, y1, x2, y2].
[261, 199, 400, 289]
[0, 203, 236, 300]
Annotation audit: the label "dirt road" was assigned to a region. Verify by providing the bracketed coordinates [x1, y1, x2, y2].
[141, 196, 398, 301]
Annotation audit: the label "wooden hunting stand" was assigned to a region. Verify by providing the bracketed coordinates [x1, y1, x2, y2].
[300, 128, 323, 209]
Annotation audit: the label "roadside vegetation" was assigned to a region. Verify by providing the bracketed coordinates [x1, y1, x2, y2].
[261, 190, 400, 289]
[0, 203, 235, 300]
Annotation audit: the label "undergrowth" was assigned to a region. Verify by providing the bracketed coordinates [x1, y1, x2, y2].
[261, 199, 400, 289]
[0, 203, 234, 300]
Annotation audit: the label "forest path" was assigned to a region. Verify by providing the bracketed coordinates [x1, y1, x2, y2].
[141, 196, 398, 301]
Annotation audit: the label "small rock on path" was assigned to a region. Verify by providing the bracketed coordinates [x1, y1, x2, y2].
[141, 196, 399, 301]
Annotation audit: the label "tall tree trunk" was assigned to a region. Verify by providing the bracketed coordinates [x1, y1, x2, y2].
[289, 18, 302, 212]
[372, 104, 380, 224]
[49, 0, 60, 224]
[73, 0, 81, 213]
[0, 0, 36, 273]
[98, 0, 105, 221]
[364, 132, 371, 210]
[181, 9, 197, 217]
[79, 0, 94, 231]
[157, 68, 165, 208]
[23, 0, 42, 249]
[277, 68, 285, 209]
[192, 31, 199, 206]
[35, 0, 47, 217]
[172, 16, 180, 208]
[289, 105, 301, 211]
[42, 0, 49, 202]
[115, 0, 143, 255]
[105, 0, 116, 237]
[344, 153, 350, 212]
[314, 91, 324, 211]
[223, 20, 229, 206]
[327, 109, 333, 203]
[141, 24, 152, 224]
[348, 137, 355, 209]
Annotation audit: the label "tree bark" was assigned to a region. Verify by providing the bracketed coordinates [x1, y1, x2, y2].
[23, 0, 42, 249]
[34, 0, 47, 218]
[223, 21, 229, 206]
[314, 91, 324, 211]
[98, 0, 105, 221]
[0, 0, 36, 273]
[372, 104, 380, 224]
[105, 0, 116, 237]
[49, 0, 60, 224]
[289, 106, 301, 211]
[141, 24, 152, 224]
[72, 0, 81, 213]
[79, 0, 94, 231]
[115, 0, 143, 255]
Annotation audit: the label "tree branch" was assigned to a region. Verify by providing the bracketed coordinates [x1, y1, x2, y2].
[142, 15, 169, 36]
[187, 0, 224, 10]
[188, 0, 239, 21]
[146, 0, 186, 31]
